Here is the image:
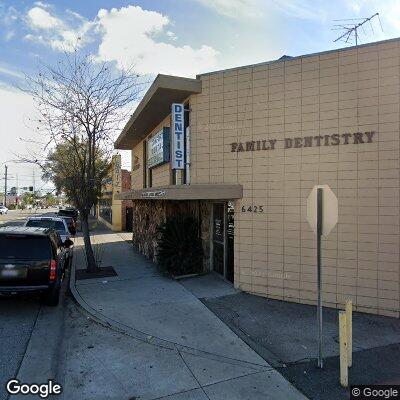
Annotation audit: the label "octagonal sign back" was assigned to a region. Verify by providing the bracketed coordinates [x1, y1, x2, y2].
[307, 185, 338, 237]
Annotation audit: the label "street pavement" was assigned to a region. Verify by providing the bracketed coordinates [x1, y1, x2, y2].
[0, 298, 40, 400]
[0, 210, 30, 227]
[0, 210, 55, 400]
[0, 208, 59, 227]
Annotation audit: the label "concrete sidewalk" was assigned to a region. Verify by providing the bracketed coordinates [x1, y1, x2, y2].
[70, 229, 309, 400]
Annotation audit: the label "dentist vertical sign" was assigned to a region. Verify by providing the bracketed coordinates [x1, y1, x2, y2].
[171, 103, 185, 169]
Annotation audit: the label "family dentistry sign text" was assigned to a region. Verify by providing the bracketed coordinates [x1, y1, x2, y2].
[230, 131, 376, 152]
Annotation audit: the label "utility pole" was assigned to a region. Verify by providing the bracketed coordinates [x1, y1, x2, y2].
[16, 173, 19, 209]
[33, 170, 36, 211]
[4, 165, 7, 207]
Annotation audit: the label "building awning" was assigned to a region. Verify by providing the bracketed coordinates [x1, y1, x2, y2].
[115, 184, 243, 201]
[114, 74, 202, 150]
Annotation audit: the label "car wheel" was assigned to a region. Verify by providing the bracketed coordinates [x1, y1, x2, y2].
[42, 286, 60, 306]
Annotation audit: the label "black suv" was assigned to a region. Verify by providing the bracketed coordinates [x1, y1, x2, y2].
[0, 226, 71, 306]
[58, 207, 78, 222]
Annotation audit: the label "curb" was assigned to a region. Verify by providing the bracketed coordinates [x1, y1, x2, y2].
[69, 245, 271, 372]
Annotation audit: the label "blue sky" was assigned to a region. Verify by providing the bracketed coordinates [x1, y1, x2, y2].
[0, 0, 399, 191]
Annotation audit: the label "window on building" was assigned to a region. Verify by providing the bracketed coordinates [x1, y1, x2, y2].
[143, 140, 147, 188]
[99, 198, 112, 224]
[148, 168, 153, 188]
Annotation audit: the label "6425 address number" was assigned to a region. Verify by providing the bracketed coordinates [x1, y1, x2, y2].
[241, 205, 264, 213]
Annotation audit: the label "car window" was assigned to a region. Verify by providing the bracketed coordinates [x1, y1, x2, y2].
[0, 235, 52, 259]
[26, 219, 67, 233]
[54, 221, 66, 231]
[59, 210, 74, 216]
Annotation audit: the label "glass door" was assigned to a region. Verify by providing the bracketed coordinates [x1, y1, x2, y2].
[212, 202, 234, 283]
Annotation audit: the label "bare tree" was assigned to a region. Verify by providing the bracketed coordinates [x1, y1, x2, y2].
[24, 51, 142, 272]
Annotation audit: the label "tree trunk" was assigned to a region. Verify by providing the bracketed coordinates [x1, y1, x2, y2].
[81, 213, 98, 273]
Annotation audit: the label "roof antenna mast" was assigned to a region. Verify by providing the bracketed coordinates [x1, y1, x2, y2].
[332, 12, 383, 46]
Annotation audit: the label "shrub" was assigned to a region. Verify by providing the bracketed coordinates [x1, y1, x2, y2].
[157, 216, 203, 276]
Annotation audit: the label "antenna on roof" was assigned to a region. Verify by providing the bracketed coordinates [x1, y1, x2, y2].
[332, 12, 383, 46]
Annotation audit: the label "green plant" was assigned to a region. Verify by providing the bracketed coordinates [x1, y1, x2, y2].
[157, 216, 203, 276]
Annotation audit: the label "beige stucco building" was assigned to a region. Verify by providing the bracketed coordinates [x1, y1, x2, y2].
[97, 154, 133, 232]
[115, 38, 400, 318]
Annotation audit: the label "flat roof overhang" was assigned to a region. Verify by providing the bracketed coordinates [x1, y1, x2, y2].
[115, 74, 202, 150]
[115, 184, 243, 201]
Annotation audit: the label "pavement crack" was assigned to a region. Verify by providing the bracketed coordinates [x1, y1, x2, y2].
[178, 348, 269, 372]
[201, 370, 266, 389]
[175, 346, 211, 400]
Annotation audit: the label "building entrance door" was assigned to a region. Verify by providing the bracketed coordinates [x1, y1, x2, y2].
[212, 202, 234, 283]
[125, 207, 133, 232]
[226, 202, 234, 282]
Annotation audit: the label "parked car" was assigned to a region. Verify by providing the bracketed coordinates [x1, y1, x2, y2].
[24, 217, 73, 266]
[58, 207, 78, 222]
[0, 206, 8, 215]
[58, 215, 76, 235]
[0, 226, 72, 306]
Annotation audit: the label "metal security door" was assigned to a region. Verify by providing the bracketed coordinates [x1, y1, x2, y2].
[212, 203, 225, 276]
[226, 202, 234, 283]
[211, 202, 234, 282]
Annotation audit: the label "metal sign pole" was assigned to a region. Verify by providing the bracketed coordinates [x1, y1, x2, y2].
[317, 187, 323, 368]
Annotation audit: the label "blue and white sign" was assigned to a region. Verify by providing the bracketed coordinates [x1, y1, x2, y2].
[171, 103, 185, 169]
[147, 127, 170, 169]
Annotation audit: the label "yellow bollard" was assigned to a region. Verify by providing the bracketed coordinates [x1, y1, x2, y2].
[346, 300, 353, 367]
[339, 311, 348, 387]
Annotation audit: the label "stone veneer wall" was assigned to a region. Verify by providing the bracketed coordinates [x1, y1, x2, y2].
[132, 200, 167, 262]
[131, 200, 211, 269]
[199, 202, 212, 271]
